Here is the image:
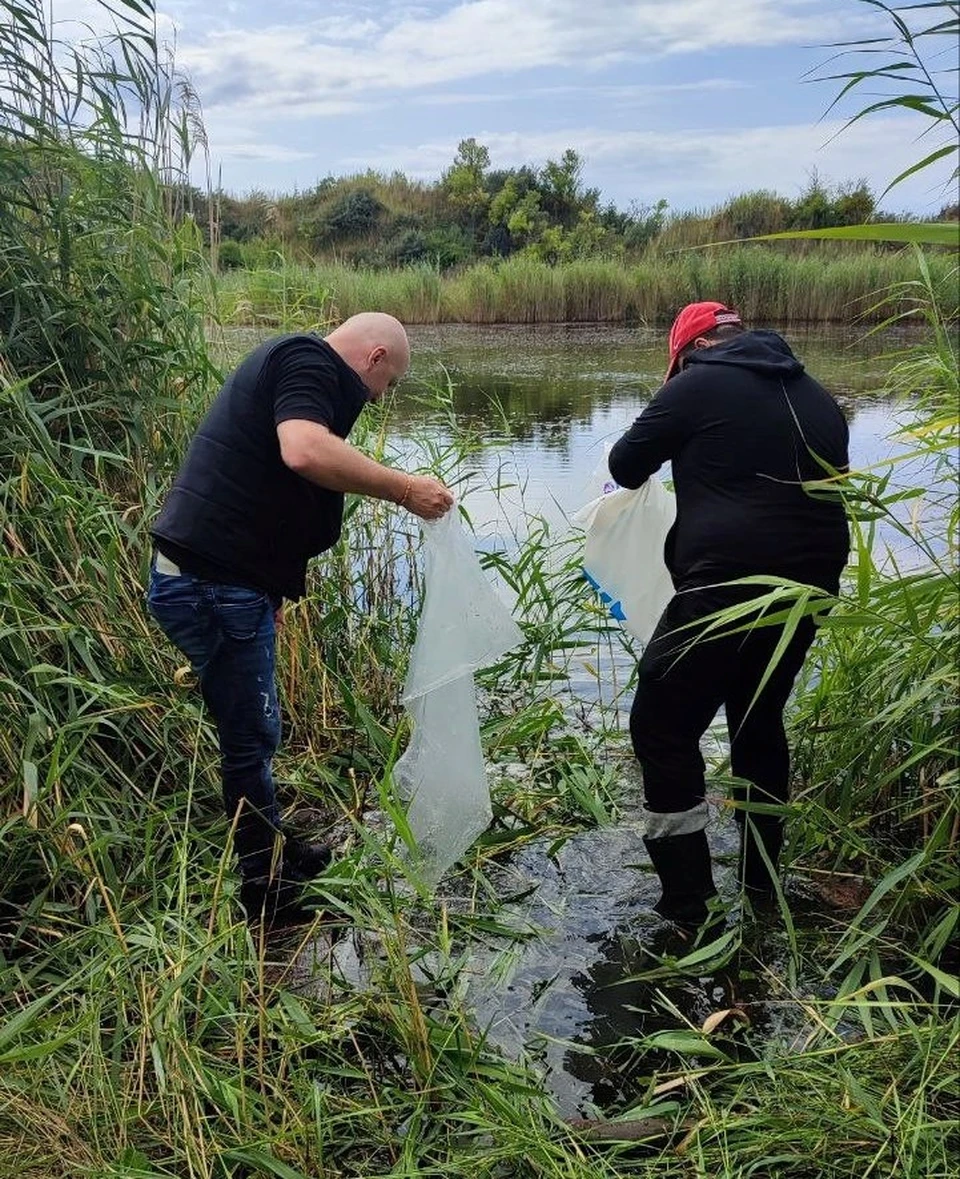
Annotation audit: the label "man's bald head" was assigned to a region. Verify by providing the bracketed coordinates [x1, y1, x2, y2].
[325, 312, 411, 401]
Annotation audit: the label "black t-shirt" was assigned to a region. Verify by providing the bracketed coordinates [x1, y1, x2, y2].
[608, 330, 850, 592]
[152, 334, 369, 600]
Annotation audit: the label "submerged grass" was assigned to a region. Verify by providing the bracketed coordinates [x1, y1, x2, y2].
[1, 3, 958, 1177]
[214, 249, 957, 328]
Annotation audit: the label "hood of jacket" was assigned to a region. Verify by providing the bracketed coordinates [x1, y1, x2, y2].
[685, 329, 805, 378]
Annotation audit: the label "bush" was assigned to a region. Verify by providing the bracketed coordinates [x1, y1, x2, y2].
[324, 188, 384, 238]
[422, 225, 473, 268]
[383, 228, 429, 265]
[723, 190, 792, 238]
[217, 238, 244, 269]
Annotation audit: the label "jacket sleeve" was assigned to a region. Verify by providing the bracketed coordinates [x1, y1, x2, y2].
[608, 379, 694, 488]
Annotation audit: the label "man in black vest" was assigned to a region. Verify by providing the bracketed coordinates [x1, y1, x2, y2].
[148, 313, 454, 927]
[609, 302, 849, 928]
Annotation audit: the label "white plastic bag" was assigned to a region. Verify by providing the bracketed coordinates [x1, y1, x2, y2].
[393, 511, 523, 885]
[402, 510, 522, 700]
[573, 473, 676, 644]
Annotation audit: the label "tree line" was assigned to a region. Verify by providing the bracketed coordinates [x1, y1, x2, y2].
[174, 138, 955, 271]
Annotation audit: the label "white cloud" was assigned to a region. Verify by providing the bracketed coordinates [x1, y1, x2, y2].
[212, 141, 315, 163]
[408, 78, 748, 109]
[48, 0, 178, 40]
[39, 1, 950, 213]
[174, 0, 860, 117]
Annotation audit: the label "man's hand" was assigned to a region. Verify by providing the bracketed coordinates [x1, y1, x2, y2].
[403, 474, 455, 521]
[276, 420, 454, 519]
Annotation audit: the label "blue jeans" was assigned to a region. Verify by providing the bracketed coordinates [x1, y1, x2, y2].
[147, 561, 283, 878]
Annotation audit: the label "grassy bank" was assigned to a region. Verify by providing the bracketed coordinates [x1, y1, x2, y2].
[213, 249, 957, 328]
[4, 285, 959, 1177]
[1, 4, 958, 1178]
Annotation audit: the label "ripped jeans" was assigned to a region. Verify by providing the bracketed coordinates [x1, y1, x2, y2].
[147, 560, 283, 878]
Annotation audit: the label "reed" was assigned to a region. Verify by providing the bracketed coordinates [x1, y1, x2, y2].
[215, 249, 956, 329]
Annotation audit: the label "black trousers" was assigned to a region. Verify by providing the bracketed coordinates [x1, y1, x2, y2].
[630, 585, 817, 817]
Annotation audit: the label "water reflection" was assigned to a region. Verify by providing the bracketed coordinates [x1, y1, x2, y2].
[404, 321, 905, 416]
[562, 925, 725, 1112]
[459, 810, 837, 1118]
[560, 910, 815, 1115]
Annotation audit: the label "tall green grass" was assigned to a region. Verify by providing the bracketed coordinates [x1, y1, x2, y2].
[214, 249, 956, 328]
[1, 3, 958, 1177]
[787, 257, 959, 958]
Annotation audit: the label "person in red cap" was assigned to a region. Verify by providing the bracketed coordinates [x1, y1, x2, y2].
[609, 302, 849, 928]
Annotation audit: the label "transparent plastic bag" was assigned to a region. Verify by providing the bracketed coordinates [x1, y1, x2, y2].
[402, 510, 522, 701]
[393, 511, 523, 885]
[573, 472, 676, 644]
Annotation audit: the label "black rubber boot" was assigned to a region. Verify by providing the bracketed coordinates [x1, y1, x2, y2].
[239, 874, 316, 933]
[283, 836, 332, 882]
[236, 836, 330, 933]
[228, 797, 330, 930]
[737, 815, 784, 898]
[643, 829, 718, 927]
[232, 804, 283, 882]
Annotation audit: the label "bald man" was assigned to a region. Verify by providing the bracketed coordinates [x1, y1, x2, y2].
[147, 315, 454, 928]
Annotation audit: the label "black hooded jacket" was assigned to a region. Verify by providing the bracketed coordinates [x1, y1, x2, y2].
[608, 330, 850, 592]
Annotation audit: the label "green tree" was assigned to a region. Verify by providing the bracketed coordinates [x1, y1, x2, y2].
[539, 148, 595, 228]
[831, 180, 876, 226]
[623, 198, 670, 249]
[488, 177, 522, 227]
[489, 178, 547, 247]
[324, 188, 383, 237]
[442, 137, 491, 237]
[791, 173, 834, 229]
[506, 190, 548, 245]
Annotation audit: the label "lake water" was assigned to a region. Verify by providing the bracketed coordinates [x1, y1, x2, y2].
[391, 321, 922, 715]
[220, 321, 916, 541]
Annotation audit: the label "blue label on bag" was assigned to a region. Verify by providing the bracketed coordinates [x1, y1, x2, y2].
[582, 567, 626, 622]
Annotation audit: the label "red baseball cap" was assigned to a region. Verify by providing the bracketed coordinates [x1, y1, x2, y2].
[665, 301, 742, 380]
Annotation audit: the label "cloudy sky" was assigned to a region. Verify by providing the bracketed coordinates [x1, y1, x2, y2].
[58, 0, 956, 214]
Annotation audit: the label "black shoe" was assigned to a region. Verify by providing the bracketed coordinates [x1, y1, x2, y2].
[239, 875, 316, 932]
[644, 828, 718, 928]
[737, 816, 784, 898]
[283, 836, 332, 882]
